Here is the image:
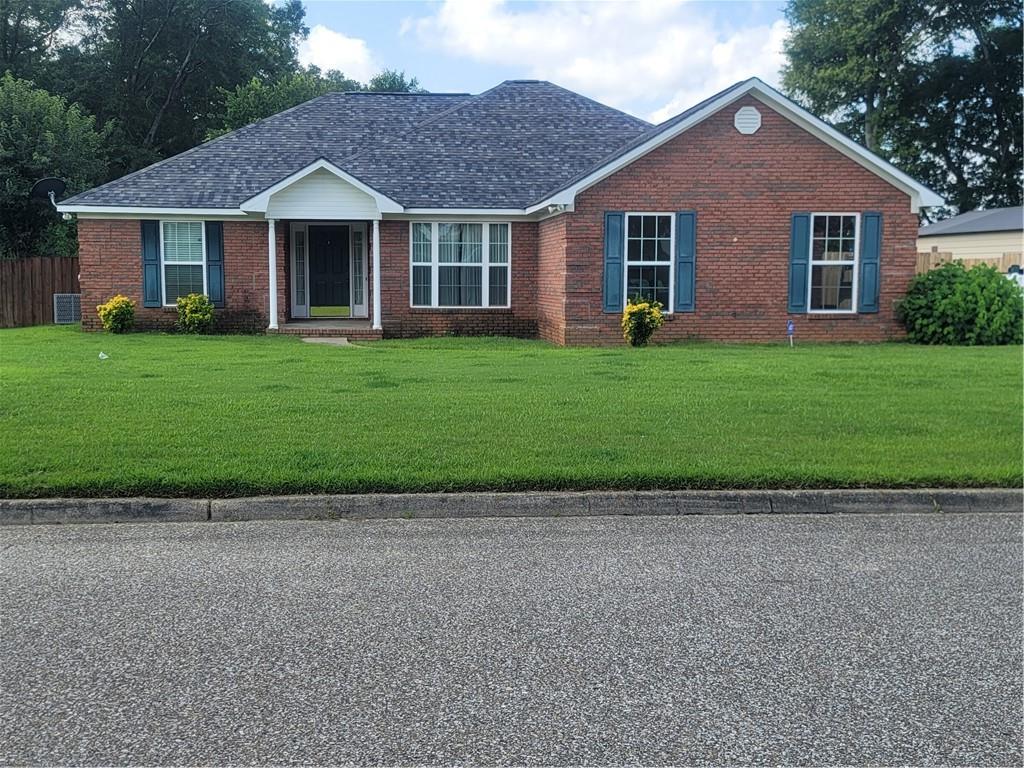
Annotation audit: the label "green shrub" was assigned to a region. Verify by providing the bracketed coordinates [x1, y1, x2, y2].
[621, 298, 665, 346]
[95, 295, 135, 333]
[898, 262, 1023, 345]
[176, 293, 215, 334]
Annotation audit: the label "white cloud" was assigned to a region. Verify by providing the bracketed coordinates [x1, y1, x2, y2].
[298, 24, 379, 82]
[405, 0, 789, 122]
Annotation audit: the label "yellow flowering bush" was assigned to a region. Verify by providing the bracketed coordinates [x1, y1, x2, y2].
[176, 293, 216, 334]
[621, 297, 665, 346]
[96, 294, 135, 333]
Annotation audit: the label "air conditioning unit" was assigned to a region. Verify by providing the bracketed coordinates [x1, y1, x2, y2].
[53, 293, 81, 324]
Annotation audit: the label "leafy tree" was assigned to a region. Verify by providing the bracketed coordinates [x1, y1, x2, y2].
[0, 0, 78, 80]
[0, 73, 109, 258]
[782, 0, 926, 152]
[889, 15, 1022, 212]
[207, 66, 359, 138]
[782, 0, 1022, 214]
[208, 66, 425, 138]
[50, 0, 307, 174]
[366, 69, 423, 93]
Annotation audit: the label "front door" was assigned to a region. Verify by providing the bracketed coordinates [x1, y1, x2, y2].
[308, 225, 350, 317]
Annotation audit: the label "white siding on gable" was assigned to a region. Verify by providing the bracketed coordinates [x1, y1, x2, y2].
[265, 168, 380, 220]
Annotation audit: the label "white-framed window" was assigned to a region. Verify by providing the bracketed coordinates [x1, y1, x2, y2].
[809, 213, 859, 313]
[160, 221, 206, 306]
[625, 213, 673, 311]
[409, 222, 511, 308]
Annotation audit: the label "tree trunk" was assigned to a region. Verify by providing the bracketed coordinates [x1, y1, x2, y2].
[863, 99, 878, 153]
[141, 31, 199, 149]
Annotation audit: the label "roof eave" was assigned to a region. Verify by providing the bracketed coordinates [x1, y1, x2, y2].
[55, 204, 249, 217]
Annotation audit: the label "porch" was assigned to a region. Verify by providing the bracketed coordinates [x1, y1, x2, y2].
[248, 160, 393, 333]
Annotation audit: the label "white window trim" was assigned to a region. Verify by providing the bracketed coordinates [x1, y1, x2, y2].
[159, 220, 207, 307]
[409, 221, 512, 309]
[807, 212, 860, 314]
[624, 212, 676, 314]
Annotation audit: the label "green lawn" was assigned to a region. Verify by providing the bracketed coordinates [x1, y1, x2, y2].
[0, 326, 1020, 497]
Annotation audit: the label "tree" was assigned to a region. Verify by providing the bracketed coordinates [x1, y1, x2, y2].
[782, 0, 1023, 214]
[207, 67, 359, 138]
[889, 13, 1022, 212]
[207, 66, 425, 138]
[782, 0, 926, 152]
[366, 69, 423, 93]
[0, 0, 78, 80]
[49, 0, 307, 174]
[0, 73, 109, 258]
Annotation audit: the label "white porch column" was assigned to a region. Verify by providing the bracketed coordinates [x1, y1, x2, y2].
[267, 218, 279, 330]
[372, 218, 382, 330]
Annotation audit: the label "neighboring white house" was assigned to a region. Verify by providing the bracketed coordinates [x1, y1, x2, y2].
[917, 206, 1023, 272]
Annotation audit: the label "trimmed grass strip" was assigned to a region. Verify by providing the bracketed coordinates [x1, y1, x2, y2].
[0, 326, 1020, 497]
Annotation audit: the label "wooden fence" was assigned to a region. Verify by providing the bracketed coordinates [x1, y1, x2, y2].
[0, 257, 80, 328]
[916, 249, 1023, 274]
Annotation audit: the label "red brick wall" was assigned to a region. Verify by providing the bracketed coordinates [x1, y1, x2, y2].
[78, 219, 143, 331]
[222, 221, 286, 331]
[537, 216, 567, 344]
[78, 219, 285, 332]
[553, 94, 919, 344]
[78, 96, 918, 344]
[378, 220, 539, 338]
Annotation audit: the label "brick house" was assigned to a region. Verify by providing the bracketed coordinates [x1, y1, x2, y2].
[60, 78, 942, 343]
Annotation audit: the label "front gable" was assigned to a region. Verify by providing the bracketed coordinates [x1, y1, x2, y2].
[574, 94, 918, 213]
[240, 159, 402, 220]
[264, 168, 378, 220]
[531, 78, 943, 214]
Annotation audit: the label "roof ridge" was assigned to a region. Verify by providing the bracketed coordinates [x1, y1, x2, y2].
[334, 80, 653, 172]
[339, 91, 470, 96]
[61, 91, 347, 205]
[536, 80, 653, 129]
[333, 83, 510, 167]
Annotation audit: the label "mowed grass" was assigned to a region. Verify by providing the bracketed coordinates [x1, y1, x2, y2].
[0, 325, 1020, 497]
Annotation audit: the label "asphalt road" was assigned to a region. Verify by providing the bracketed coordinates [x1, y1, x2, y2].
[1, 513, 1021, 766]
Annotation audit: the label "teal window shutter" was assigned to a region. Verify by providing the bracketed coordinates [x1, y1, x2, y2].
[205, 221, 224, 307]
[858, 212, 882, 313]
[141, 220, 161, 307]
[787, 213, 811, 313]
[675, 211, 696, 312]
[602, 211, 625, 313]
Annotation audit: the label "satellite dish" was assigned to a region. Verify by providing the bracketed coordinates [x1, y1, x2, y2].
[29, 177, 67, 208]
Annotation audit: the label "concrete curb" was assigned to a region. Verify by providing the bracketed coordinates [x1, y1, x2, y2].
[0, 489, 1019, 526]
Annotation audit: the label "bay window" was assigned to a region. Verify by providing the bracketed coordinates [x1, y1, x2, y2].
[410, 222, 510, 308]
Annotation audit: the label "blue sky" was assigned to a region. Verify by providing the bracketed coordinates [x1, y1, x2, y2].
[294, 1, 789, 122]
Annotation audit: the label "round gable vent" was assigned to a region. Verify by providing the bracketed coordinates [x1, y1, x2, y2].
[734, 106, 762, 135]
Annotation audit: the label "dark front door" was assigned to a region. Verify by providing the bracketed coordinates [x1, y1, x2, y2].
[308, 225, 350, 316]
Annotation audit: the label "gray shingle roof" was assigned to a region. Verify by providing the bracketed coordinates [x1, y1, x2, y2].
[63, 81, 652, 210]
[918, 207, 1023, 237]
[63, 92, 471, 208]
